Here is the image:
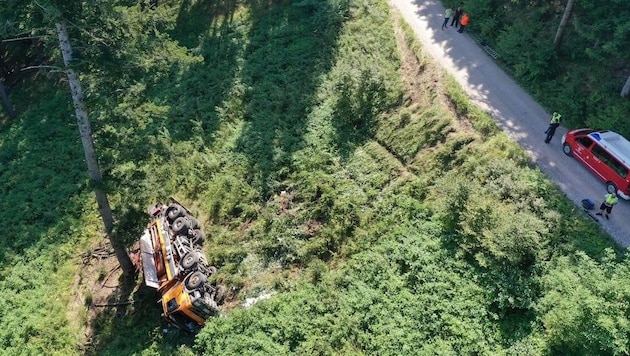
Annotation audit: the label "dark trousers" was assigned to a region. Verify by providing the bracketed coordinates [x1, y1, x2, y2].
[545, 123, 559, 143]
[451, 16, 460, 27]
[599, 202, 613, 214]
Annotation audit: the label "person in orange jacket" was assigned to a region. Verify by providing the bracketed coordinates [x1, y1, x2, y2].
[458, 13, 470, 33]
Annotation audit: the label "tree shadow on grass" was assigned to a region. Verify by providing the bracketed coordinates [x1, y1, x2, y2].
[140, 1, 241, 146]
[329, 69, 387, 161]
[171, 0, 239, 49]
[235, 0, 343, 195]
[94, 0, 244, 211]
[0, 83, 91, 258]
[105, 0, 346, 203]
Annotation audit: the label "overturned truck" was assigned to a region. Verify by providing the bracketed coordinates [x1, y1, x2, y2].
[139, 200, 225, 333]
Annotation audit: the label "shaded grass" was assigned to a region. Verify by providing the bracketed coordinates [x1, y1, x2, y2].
[0, 0, 627, 354]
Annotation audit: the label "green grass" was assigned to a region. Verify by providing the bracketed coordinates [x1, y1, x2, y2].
[0, 0, 628, 354]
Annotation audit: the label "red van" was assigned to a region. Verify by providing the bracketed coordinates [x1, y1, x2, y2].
[562, 129, 630, 199]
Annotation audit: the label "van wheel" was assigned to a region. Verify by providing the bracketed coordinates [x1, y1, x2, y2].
[186, 271, 207, 290]
[606, 182, 617, 195]
[562, 143, 572, 156]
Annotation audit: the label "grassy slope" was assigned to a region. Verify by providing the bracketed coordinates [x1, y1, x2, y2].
[0, 77, 102, 354]
[0, 0, 628, 355]
[194, 3, 623, 355]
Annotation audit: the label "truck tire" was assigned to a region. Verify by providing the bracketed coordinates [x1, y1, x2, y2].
[213, 285, 227, 304]
[188, 218, 201, 230]
[181, 252, 199, 269]
[202, 295, 220, 313]
[198, 265, 217, 278]
[172, 216, 190, 235]
[189, 229, 205, 246]
[166, 204, 186, 223]
[186, 271, 207, 290]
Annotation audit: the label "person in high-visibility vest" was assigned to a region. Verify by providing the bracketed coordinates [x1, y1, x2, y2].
[544, 112, 562, 143]
[458, 13, 470, 33]
[596, 191, 618, 220]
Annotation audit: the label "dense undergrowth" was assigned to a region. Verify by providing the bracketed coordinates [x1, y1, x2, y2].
[443, 0, 630, 135]
[1, 0, 630, 355]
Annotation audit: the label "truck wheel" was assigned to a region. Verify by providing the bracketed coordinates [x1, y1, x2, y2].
[606, 182, 617, 195]
[186, 271, 207, 290]
[207, 266, 218, 276]
[189, 229, 205, 246]
[166, 204, 186, 223]
[188, 218, 201, 230]
[172, 217, 190, 235]
[202, 294, 220, 313]
[562, 143, 573, 156]
[181, 252, 199, 269]
[213, 285, 227, 304]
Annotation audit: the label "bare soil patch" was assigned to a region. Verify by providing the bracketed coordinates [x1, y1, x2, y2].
[68, 240, 143, 352]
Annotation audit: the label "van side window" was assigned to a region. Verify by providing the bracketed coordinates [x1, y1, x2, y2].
[592, 144, 629, 178]
[577, 136, 593, 148]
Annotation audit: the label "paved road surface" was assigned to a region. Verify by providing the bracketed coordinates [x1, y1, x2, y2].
[391, 0, 630, 247]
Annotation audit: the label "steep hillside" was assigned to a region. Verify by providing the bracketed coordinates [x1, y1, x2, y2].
[1, 1, 629, 355]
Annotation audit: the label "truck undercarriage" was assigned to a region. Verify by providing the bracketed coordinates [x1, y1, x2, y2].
[139, 199, 225, 333]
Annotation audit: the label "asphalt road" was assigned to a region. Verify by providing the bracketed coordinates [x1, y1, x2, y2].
[391, 0, 630, 247]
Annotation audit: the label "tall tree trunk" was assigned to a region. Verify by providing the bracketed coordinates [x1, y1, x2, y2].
[55, 22, 134, 276]
[553, 0, 576, 49]
[621, 74, 630, 97]
[0, 80, 16, 119]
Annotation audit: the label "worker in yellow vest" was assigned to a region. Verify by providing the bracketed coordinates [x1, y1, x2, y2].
[596, 191, 618, 220]
[544, 112, 561, 144]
